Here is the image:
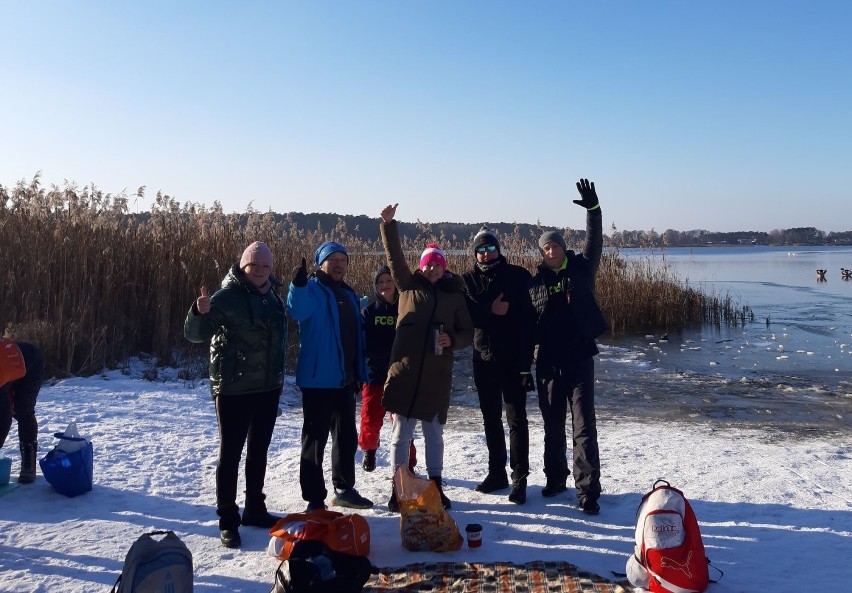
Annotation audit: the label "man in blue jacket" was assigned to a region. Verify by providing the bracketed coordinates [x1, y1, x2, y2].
[288, 241, 373, 511]
[528, 179, 609, 515]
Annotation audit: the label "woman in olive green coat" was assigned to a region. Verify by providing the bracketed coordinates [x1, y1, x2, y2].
[184, 241, 287, 549]
[379, 203, 473, 511]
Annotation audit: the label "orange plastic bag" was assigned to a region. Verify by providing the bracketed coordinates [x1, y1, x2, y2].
[395, 465, 463, 552]
[267, 509, 370, 560]
[0, 340, 26, 389]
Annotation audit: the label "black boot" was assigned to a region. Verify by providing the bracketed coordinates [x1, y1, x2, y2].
[362, 449, 376, 472]
[217, 505, 242, 548]
[474, 471, 509, 493]
[388, 484, 400, 513]
[431, 476, 451, 509]
[541, 476, 568, 498]
[242, 505, 280, 528]
[18, 441, 37, 484]
[242, 494, 280, 528]
[508, 476, 527, 505]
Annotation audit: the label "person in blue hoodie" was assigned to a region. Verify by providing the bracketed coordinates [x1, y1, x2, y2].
[358, 264, 416, 473]
[288, 241, 373, 512]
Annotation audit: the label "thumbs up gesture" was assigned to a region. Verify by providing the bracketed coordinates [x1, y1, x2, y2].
[292, 257, 308, 287]
[380, 203, 398, 224]
[491, 292, 509, 316]
[196, 286, 211, 315]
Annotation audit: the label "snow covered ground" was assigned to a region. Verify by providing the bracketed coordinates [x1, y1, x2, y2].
[0, 362, 850, 592]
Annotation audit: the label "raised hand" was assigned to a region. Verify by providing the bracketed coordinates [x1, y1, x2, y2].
[380, 203, 398, 224]
[573, 178, 600, 209]
[196, 286, 211, 315]
[292, 257, 308, 287]
[491, 292, 509, 316]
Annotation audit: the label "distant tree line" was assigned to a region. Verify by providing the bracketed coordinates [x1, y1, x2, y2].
[611, 227, 852, 248]
[210, 213, 852, 248]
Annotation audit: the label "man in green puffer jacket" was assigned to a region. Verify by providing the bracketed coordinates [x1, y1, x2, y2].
[184, 241, 288, 549]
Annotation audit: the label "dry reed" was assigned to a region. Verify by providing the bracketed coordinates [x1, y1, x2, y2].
[1, 174, 751, 377]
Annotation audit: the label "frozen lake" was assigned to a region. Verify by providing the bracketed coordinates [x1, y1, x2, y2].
[449, 246, 852, 438]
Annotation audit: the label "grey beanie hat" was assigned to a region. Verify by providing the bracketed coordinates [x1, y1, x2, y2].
[538, 230, 567, 252]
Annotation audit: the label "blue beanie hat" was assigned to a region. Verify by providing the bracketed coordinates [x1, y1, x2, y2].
[314, 241, 348, 266]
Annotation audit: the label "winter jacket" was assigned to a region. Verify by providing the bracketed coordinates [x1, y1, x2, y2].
[462, 255, 536, 373]
[184, 265, 287, 399]
[529, 208, 609, 371]
[362, 265, 398, 386]
[379, 220, 474, 423]
[287, 270, 369, 389]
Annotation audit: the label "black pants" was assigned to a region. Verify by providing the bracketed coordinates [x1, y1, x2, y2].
[299, 384, 358, 503]
[473, 358, 529, 482]
[0, 342, 43, 447]
[215, 388, 280, 526]
[536, 356, 601, 502]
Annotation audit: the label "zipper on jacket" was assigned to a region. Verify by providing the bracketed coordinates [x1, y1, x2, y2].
[406, 281, 439, 418]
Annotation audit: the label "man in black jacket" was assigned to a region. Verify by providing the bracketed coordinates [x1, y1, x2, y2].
[528, 179, 608, 515]
[463, 228, 536, 504]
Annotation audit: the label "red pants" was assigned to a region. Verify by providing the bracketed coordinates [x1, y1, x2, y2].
[359, 383, 416, 466]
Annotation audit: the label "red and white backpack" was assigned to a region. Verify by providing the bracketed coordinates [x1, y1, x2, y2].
[626, 480, 711, 593]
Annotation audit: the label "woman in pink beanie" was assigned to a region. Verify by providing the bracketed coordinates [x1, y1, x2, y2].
[379, 203, 473, 512]
[184, 240, 287, 549]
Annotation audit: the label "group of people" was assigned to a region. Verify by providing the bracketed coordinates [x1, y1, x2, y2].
[184, 178, 609, 548]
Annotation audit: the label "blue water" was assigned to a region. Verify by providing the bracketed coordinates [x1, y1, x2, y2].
[597, 246, 852, 436]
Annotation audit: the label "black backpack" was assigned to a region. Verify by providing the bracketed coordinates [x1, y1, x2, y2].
[271, 539, 375, 593]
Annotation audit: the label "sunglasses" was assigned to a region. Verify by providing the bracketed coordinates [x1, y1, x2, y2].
[475, 244, 498, 254]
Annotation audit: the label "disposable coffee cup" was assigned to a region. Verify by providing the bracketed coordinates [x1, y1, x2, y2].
[465, 523, 483, 548]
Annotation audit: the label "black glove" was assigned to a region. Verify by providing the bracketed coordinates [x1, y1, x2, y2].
[521, 372, 535, 392]
[292, 257, 308, 287]
[573, 178, 600, 210]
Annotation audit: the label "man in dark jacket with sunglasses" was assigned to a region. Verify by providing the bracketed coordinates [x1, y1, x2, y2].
[462, 228, 536, 504]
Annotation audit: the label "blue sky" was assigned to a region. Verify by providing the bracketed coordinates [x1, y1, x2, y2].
[2, 1, 850, 233]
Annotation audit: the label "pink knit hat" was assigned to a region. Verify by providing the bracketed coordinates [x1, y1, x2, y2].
[240, 241, 273, 269]
[419, 244, 447, 272]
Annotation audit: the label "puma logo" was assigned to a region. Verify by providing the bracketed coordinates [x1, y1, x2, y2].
[660, 551, 693, 579]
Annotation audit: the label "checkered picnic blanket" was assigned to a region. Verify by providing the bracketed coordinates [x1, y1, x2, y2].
[364, 561, 633, 592]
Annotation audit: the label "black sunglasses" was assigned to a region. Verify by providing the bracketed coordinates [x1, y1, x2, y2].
[475, 244, 498, 254]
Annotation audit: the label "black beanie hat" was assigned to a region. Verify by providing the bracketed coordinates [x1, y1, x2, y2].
[472, 227, 500, 253]
[538, 230, 567, 252]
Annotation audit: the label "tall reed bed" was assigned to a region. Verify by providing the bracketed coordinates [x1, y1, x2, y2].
[1, 174, 751, 377]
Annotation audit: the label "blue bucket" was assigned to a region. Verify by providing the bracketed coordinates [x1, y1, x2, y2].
[0, 456, 11, 485]
[39, 434, 94, 497]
